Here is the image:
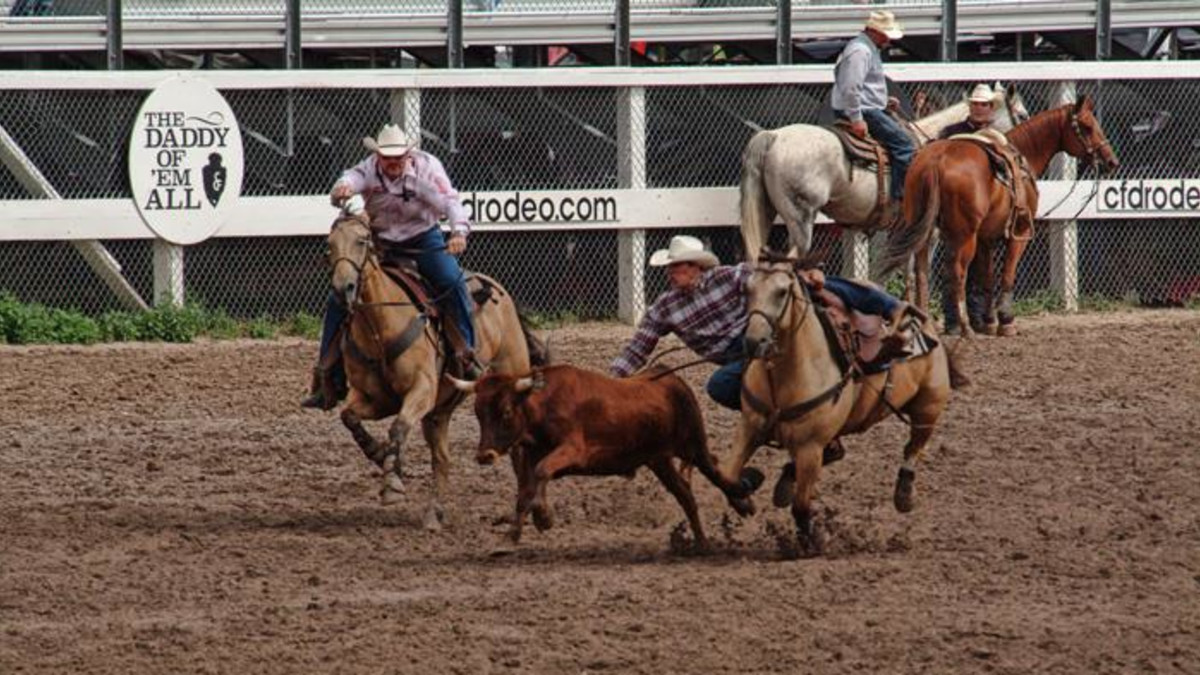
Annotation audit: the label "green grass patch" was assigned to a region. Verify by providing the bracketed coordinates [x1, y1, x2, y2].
[0, 293, 323, 345]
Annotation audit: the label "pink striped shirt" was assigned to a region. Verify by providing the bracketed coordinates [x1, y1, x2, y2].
[335, 150, 470, 243]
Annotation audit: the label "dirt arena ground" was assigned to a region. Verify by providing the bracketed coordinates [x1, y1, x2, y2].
[2, 309, 1198, 674]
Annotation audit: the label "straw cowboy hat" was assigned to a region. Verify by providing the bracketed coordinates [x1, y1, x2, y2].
[363, 123, 416, 157]
[649, 235, 720, 269]
[968, 83, 995, 104]
[865, 10, 904, 40]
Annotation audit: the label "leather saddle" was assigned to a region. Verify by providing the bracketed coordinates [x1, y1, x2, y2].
[946, 130, 1039, 240]
[808, 282, 938, 376]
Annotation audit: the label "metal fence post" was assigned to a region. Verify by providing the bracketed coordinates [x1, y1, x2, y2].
[448, 0, 464, 69]
[940, 0, 958, 62]
[615, 0, 630, 66]
[1096, 0, 1112, 60]
[1048, 81, 1079, 312]
[776, 0, 792, 65]
[617, 86, 646, 325]
[153, 239, 185, 307]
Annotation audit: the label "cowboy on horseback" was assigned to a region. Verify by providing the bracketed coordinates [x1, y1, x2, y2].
[610, 236, 922, 411]
[302, 123, 482, 410]
[831, 10, 913, 228]
[937, 83, 999, 331]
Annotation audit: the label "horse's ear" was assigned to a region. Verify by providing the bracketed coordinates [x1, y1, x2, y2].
[1074, 94, 1093, 114]
[1005, 82, 1016, 98]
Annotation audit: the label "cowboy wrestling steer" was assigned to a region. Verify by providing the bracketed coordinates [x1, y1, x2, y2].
[452, 364, 759, 549]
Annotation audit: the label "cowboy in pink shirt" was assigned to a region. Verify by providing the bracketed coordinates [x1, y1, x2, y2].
[303, 124, 480, 410]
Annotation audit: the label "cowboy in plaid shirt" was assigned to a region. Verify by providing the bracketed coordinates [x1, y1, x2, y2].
[611, 235, 913, 410]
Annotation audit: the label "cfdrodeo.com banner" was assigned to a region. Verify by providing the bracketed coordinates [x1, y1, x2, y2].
[1096, 179, 1200, 215]
[462, 191, 620, 226]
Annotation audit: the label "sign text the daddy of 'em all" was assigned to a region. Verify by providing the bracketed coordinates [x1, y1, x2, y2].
[128, 75, 244, 245]
[141, 110, 234, 211]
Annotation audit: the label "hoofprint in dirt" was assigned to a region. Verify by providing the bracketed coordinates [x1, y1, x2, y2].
[1, 310, 1197, 674]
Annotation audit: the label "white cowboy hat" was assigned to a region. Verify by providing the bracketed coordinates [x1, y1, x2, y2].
[968, 83, 995, 104]
[648, 235, 719, 269]
[363, 123, 415, 157]
[865, 10, 904, 40]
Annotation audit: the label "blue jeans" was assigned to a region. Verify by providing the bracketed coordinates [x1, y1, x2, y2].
[861, 108, 915, 201]
[823, 276, 902, 319]
[317, 227, 475, 370]
[706, 339, 746, 411]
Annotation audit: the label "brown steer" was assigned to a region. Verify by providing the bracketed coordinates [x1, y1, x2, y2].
[451, 364, 759, 550]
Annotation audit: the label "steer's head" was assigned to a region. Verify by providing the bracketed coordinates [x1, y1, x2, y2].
[448, 371, 545, 465]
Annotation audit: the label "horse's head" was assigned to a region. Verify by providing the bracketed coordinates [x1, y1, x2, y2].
[1065, 95, 1120, 174]
[991, 81, 1029, 132]
[744, 252, 806, 359]
[327, 206, 375, 309]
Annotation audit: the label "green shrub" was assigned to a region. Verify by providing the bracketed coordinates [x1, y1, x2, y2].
[281, 312, 322, 339]
[98, 312, 141, 342]
[244, 316, 277, 339]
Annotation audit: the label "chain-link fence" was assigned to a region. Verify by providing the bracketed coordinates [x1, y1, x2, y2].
[2, 69, 1199, 321]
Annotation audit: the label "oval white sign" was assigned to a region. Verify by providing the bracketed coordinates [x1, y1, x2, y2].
[128, 75, 244, 245]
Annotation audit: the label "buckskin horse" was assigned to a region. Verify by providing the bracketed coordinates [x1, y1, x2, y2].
[740, 83, 1028, 260]
[715, 253, 964, 557]
[873, 95, 1120, 336]
[326, 201, 547, 529]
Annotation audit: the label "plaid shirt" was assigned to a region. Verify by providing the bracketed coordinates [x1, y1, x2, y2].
[611, 263, 751, 377]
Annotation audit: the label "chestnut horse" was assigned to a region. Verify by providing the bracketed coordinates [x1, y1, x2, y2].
[327, 204, 547, 529]
[874, 96, 1120, 336]
[716, 253, 963, 557]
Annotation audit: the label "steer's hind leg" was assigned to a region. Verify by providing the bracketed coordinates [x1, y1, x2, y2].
[649, 457, 709, 553]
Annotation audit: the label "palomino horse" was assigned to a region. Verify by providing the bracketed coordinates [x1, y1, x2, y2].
[874, 96, 1120, 336]
[327, 204, 547, 528]
[740, 83, 1028, 260]
[716, 253, 962, 557]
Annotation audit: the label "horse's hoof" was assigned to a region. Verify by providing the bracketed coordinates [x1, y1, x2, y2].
[998, 323, 1018, 337]
[738, 467, 766, 497]
[972, 322, 997, 336]
[422, 507, 444, 532]
[729, 497, 757, 518]
[894, 467, 916, 513]
[532, 506, 554, 532]
[379, 473, 405, 505]
[771, 462, 796, 508]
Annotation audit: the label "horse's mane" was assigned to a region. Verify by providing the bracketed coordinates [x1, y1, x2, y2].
[1005, 103, 1070, 157]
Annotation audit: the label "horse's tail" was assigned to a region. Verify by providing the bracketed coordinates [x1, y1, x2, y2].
[517, 310, 551, 367]
[740, 130, 778, 262]
[872, 167, 941, 283]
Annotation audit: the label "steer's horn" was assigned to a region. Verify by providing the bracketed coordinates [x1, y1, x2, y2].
[513, 376, 535, 393]
[447, 375, 477, 393]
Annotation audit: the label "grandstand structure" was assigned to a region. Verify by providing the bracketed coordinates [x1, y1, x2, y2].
[1, 1, 1198, 69]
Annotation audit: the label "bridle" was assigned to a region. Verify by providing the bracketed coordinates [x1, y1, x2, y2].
[329, 213, 375, 309]
[746, 264, 809, 357]
[1068, 107, 1113, 170]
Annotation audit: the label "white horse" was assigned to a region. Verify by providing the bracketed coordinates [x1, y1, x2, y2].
[740, 83, 1029, 260]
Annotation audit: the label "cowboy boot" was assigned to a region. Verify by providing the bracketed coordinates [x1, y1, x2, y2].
[874, 303, 925, 365]
[300, 366, 327, 410]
